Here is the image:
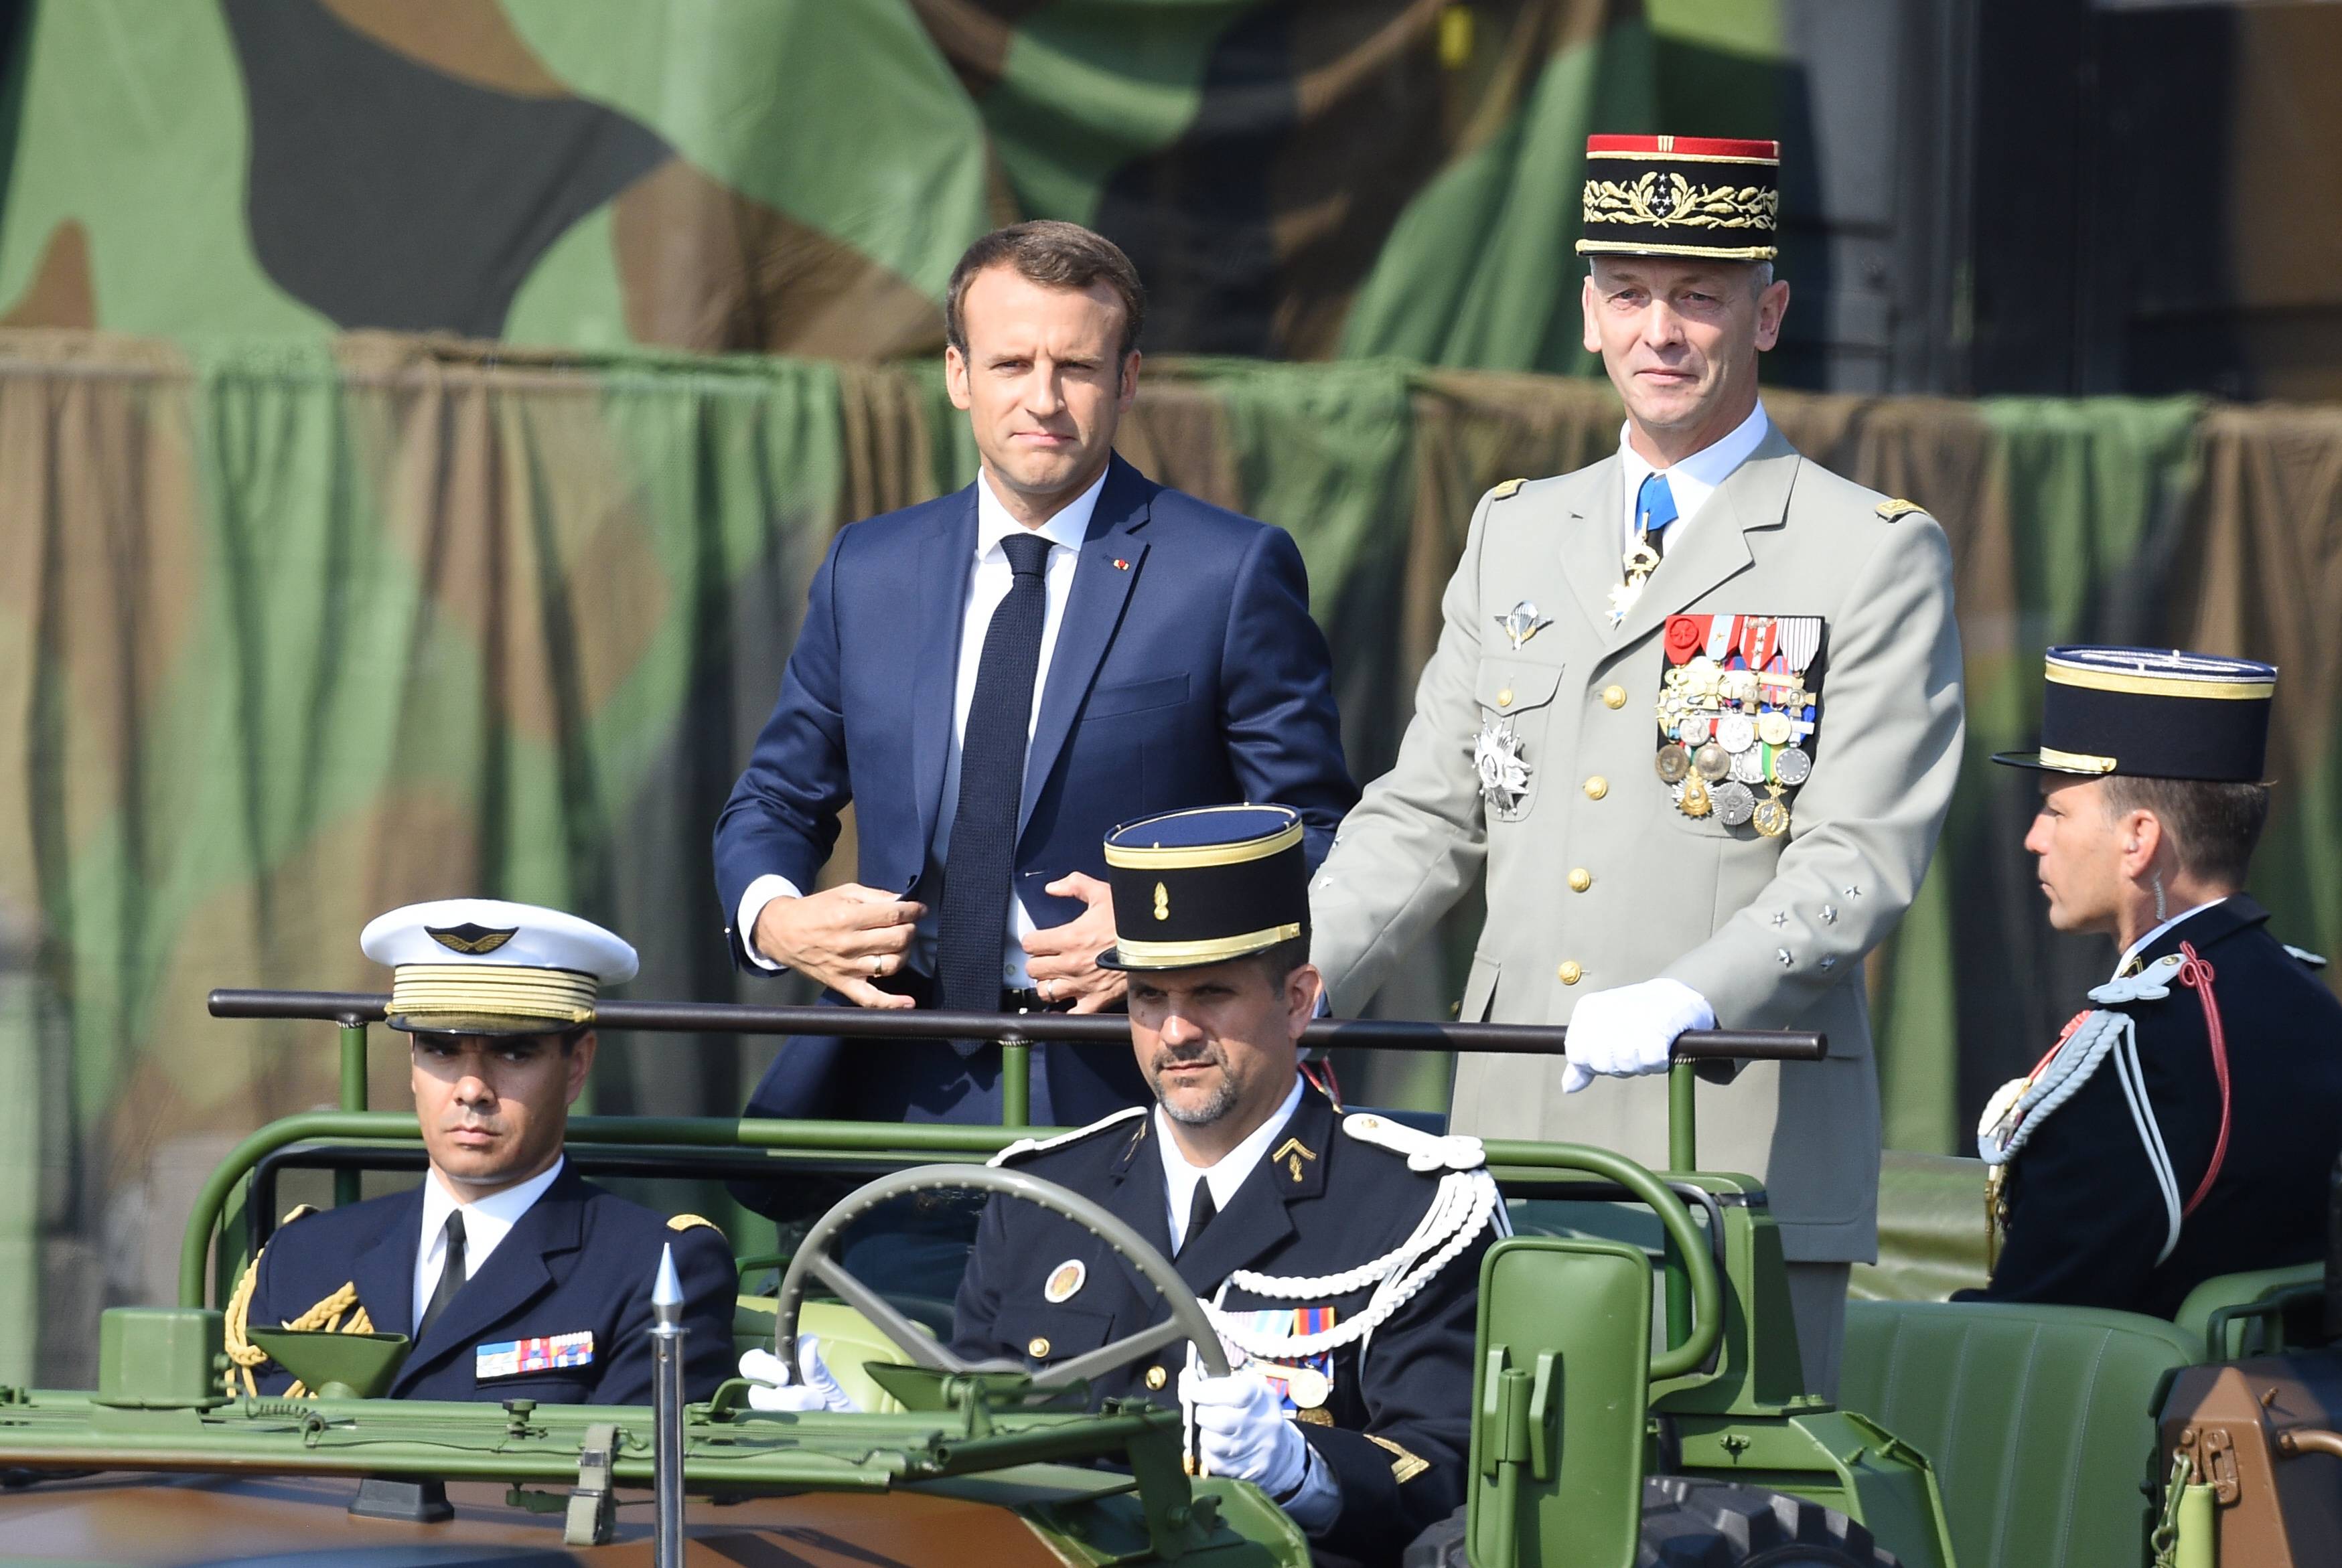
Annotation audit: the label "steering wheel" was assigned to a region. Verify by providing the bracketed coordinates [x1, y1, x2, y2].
[773, 1163, 1231, 1389]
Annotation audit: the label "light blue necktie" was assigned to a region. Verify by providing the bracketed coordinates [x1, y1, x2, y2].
[1637, 471, 1679, 557]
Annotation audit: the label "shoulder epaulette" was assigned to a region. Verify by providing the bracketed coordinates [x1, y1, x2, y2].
[2087, 952, 2187, 1007]
[989, 1105, 1147, 1168]
[2286, 944, 2329, 969]
[668, 1213, 723, 1236]
[1341, 1112, 1487, 1172]
[1875, 497, 1927, 523]
[1490, 477, 1525, 500]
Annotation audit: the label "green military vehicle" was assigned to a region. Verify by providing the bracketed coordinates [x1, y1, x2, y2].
[0, 991, 2335, 1566]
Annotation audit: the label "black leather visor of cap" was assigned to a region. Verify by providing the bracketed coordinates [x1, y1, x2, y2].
[1096, 806, 1309, 971]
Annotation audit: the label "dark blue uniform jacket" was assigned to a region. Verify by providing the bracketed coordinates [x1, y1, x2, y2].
[246, 1166, 738, 1403]
[712, 454, 1357, 1127]
[952, 1086, 1492, 1568]
[1976, 896, 2342, 1318]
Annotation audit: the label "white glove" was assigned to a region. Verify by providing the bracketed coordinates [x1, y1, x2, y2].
[739, 1334, 858, 1413]
[1561, 978, 1715, 1095]
[1178, 1362, 1307, 1497]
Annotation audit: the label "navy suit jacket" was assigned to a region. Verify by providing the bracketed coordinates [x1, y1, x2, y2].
[245, 1167, 737, 1404]
[714, 455, 1356, 1125]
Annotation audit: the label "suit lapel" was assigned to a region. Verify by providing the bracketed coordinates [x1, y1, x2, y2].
[394, 1172, 585, 1391]
[1559, 459, 1627, 635]
[1168, 1089, 1331, 1297]
[351, 1188, 422, 1340]
[911, 491, 980, 860]
[1020, 457, 1153, 832]
[1609, 430, 1800, 651]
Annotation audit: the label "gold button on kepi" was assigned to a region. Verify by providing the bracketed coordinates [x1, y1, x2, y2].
[1145, 1365, 1169, 1391]
[1602, 684, 1627, 709]
[1583, 775, 1608, 800]
[1568, 868, 1592, 892]
[1496, 688, 1514, 708]
[1027, 1337, 1051, 1360]
[1557, 961, 1583, 985]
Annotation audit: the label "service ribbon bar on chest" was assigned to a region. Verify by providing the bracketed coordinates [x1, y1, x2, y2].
[1654, 613, 1822, 834]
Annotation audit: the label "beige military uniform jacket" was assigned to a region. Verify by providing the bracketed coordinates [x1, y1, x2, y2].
[1310, 426, 1964, 1262]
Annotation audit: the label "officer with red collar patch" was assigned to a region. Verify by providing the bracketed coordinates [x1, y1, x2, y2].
[1968, 648, 2342, 1316]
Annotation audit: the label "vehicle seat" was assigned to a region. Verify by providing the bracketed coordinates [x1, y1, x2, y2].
[733, 1296, 932, 1414]
[1840, 1300, 2198, 1568]
[2171, 1260, 2324, 1358]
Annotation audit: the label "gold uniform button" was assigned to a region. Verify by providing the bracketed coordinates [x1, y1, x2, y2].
[1583, 775, 1608, 800]
[1027, 1336, 1051, 1360]
[1568, 868, 1593, 892]
[1496, 688, 1514, 708]
[1601, 684, 1627, 709]
[1145, 1365, 1169, 1391]
[1557, 961, 1583, 985]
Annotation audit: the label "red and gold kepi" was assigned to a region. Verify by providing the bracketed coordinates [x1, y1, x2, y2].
[1577, 134, 1780, 261]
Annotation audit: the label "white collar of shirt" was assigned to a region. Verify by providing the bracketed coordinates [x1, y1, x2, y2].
[974, 464, 1106, 560]
[1157, 1075, 1307, 1253]
[415, 1156, 566, 1326]
[1615, 400, 1772, 556]
[2114, 896, 2229, 980]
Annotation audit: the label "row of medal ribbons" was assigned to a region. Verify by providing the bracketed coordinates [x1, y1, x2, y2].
[1653, 615, 1823, 834]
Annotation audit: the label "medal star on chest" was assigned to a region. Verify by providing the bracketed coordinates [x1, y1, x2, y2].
[1608, 540, 1662, 627]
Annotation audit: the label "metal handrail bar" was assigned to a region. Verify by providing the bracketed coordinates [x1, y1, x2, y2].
[206, 987, 1824, 1061]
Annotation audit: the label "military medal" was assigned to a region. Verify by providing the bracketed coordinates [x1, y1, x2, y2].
[1729, 746, 1765, 785]
[1771, 746, 1812, 786]
[1654, 614, 1825, 832]
[1475, 719, 1532, 816]
[1692, 741, 1731, 781]
[1495, 601, 1551, 651]
[1654, 743, 1692, 783]
[1751, 785, 1791, 838]
[1282, 1364, 1331, 1409]
[1607, 540, 1661, 627]
[1756, 710, 1793, 747]
[1713, 781, 1756, 826]
[1715, 712, 1755, 753]
[1678, 775, 1713, 817]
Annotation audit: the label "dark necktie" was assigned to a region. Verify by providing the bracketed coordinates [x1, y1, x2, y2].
[1637, 471, 1680, 559]
[1180, 1181, 1218, 1256]
[936, 532, 1054, 1030]
[419, 1210, 467, 1339]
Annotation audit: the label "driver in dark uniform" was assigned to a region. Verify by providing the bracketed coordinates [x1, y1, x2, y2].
[948, 805, 1500, 1568]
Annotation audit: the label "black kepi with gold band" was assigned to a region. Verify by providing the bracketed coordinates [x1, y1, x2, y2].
[1990, 646, 2276, 782]
[1577, 134, 1779, 261]
[1096, 804, 1307, 971]
[360, 897, 639, 1034]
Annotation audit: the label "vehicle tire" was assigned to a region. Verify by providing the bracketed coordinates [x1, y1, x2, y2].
[1399, 1478, 1899, 1568]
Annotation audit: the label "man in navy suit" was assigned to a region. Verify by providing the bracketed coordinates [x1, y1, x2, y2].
[235, 901, 737, 1403]
[715, 222, 1356, 1128]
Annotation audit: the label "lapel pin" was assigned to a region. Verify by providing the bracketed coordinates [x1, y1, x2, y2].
[1495, 601, 1551, 650]
[1043, 1259, 1086, 1304]
[1113, 558, 1130, 570]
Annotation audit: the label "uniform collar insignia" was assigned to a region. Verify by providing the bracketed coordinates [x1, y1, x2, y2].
[1270, 1138, 1317, 1183]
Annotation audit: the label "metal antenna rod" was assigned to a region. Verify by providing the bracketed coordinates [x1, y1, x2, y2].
[650, 1243, 686, 1568]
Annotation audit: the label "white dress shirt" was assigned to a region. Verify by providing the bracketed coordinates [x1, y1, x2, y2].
[2113, 896, 2228, 981]
[739, 465, 1108, 986]
[1158, 1075, 1307, 1251]
[413, 1157, 567, 1330]
[1614, 399, 1773, 560]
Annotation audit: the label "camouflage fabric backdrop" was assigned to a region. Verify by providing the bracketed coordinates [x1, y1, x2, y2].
[3, 328, 2338, 1380]
[0, 0, 1759, 372]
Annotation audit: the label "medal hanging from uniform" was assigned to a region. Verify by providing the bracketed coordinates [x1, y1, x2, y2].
[1653, 613, 1823, 834]
[1607, 473, 1678, 627]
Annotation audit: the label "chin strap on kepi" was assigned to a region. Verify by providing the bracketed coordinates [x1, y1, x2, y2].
[2175, 941, 2233, 1219]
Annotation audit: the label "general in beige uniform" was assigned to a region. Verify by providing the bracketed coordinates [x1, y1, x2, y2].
[1308, 134, 1965, 1393]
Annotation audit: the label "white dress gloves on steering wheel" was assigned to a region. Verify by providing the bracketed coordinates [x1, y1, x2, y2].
[1177, 1362, 1339, 1528]
[1561, 977, 1716, 1095]
[739, 1335, 857, 1413]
